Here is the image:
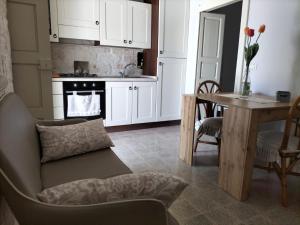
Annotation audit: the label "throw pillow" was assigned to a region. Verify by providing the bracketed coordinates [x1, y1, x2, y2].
[37, 119, 114, 163]
[37, 172, 188, 208]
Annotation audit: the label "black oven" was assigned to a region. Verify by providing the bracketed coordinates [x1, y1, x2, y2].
[63, 81, 106, 120]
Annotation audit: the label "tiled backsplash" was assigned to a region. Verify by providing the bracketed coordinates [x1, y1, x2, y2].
[51, 40, 143, 76]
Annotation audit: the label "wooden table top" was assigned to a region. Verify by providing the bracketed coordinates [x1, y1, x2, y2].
[196, 93, 293, 110]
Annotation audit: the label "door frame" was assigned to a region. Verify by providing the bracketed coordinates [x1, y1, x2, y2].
[188, 0, 250, 93]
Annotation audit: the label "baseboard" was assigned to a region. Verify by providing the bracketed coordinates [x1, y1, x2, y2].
[106, 120, 181, 133]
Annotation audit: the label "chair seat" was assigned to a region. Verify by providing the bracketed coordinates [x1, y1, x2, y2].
[256, 131, 300, 163]
[195, 117, 223, 138]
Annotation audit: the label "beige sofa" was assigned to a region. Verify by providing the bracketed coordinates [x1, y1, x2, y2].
[0, 93, 178, 225]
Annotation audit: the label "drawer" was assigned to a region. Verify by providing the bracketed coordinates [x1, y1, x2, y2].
[52, 82, 63, 94]
[53, 107, 64, 120]
[53, 95, 64, 107]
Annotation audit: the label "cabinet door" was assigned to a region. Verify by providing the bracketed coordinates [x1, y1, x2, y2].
[106, 82, 133, 126]
[157, 58, 186, 121]
[100, 0, 127, 47]
[132, 82, 156, 124]
[158, 0, 189, 58]
[57, 0, 100, 40]
[127, 1, 152, 49]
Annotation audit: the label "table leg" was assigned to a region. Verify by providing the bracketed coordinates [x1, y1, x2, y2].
[179, 95, 197, 166]
[219, 106, 259, 201]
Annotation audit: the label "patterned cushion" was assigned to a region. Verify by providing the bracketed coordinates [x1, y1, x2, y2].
[37, 119, 114, 163]
[195, 117, 223, 138]
[256, 131, 300, 172]
[37, 172, 188, 208]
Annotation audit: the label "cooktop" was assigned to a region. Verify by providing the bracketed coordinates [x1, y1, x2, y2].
[59, 73, 98, 78]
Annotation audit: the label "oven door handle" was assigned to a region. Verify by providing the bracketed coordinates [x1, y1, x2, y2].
[65, 90, 104, 94]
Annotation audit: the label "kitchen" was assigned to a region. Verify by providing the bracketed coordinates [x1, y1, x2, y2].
[47, 0, 189, 127]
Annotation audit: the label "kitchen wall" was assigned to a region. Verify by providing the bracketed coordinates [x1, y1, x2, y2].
[248, 0, 300, 97]
[51, 39, 143, 76]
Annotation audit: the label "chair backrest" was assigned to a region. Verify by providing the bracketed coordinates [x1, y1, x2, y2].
[280, 96, 300, 151]
[0, 93, 42, 198]
[196, 80, 222, 118]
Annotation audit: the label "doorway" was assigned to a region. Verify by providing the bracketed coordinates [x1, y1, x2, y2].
[195, 1, 243, 92]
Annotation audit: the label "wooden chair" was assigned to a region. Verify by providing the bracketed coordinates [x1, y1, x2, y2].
[256, 96, 300, 206]
[193, 80, 224, 162]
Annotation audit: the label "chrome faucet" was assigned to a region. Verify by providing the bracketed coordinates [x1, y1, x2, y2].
[119, 63, 136, 78]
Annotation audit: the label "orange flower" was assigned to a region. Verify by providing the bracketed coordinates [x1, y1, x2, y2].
[259, 24, 266, 33]
[244, 27, 250, 35]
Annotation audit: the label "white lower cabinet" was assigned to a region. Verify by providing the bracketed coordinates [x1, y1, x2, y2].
[106, 81, 156, 126]
[157, 58, 186, 121]
[105, 82, 133, 126]
[132, 82, 156, 124]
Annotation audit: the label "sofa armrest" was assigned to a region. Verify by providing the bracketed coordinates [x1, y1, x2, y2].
[0, 169, 169, 225]
[36, 118, 87, 127]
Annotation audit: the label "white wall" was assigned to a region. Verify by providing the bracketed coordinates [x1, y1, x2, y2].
[248, 0, 300, 97]
[186, 0, 300, 97]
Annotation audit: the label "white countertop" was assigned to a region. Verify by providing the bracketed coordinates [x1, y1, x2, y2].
[52, 75, 158, 82]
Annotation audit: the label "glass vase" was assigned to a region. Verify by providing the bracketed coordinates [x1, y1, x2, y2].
[241, 66, 251, 96]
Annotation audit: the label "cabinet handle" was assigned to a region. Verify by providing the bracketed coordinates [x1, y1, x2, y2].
[159, 62, 164, 66]
[129, 86, 132, 90]
[129, 40, 132, 44]
[134, 86, 137, 90]
[160, 50, 164, 54]
[53, 34, 57, 38]
[96, 21, 99, 25]
[124, 40, 128, 44]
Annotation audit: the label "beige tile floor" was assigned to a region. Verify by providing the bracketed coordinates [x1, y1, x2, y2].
[109, 125, 300, 225]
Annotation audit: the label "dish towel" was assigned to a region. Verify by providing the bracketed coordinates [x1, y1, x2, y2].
[67, 91, 101, 117]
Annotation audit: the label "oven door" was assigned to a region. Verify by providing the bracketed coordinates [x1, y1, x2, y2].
[63, 81, 106, 120]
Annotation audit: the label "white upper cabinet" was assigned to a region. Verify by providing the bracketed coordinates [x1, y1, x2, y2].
[100, 0, 127, 47]
[100, 0, 152, 49]
[127, 1, 152, 49]
[50, 0, 152, 48]
[158, 0, 189, 58]
[50, 0, 100, 41]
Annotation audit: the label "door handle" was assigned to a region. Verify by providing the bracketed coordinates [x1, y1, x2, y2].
[160, 50, 164, 54]
[159, 62, 164, 66]
[129, 86, 132, 90]
[124, 40, 128, 44]
[96, 21, 99, 25]
[134, 86, 137, 90]
[129, 40, 132, 44]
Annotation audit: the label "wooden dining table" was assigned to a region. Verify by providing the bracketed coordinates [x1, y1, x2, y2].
[179, 93, 294, 201]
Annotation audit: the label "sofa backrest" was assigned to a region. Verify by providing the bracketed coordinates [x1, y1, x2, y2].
[0, 93, 42, 197]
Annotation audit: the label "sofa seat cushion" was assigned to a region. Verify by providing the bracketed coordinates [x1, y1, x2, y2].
[41, 149, 131, 189]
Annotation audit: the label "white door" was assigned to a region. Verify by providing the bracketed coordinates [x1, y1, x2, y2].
[100, 0, 128, 47]
[157, 58, 186, 121]
[196, 13, 225, 86]
[158, 0, 189, 58]
[127, 1, 152, 49]
[106, 82, 133, 126]
[132, 82, 156, 124]
[57, 0, 100, 40]
[8, 0, 53, 119]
